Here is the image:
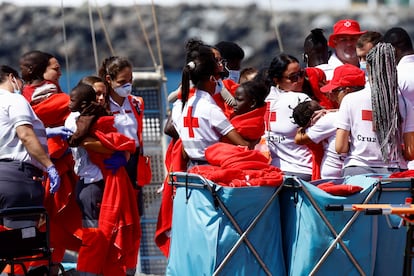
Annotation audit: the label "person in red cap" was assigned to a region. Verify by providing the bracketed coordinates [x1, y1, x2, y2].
[294, 64, 364, 179]
[325, 19, 366, 80]
[335, 43, 414, 176]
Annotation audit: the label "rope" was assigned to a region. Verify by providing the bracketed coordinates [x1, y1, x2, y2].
[95, 0, 115, 56]
[88, 0, 99, 74]
[268, 0, 284, 52]
[60, 0, 71, 92]
[151, 0, 164, 70]
[367, 42, 402, 162]
[133, 1, 158, 68]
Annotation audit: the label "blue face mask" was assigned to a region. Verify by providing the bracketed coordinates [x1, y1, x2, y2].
[227, 70, 241, 83]
[360, 61, 367, 76]
[11, 77, 21, 94]
[114, 83, 132, 98]
[215, 78, 223, 94]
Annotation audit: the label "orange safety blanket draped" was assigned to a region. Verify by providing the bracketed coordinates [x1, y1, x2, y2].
[189, 143, 283, 187]
[155, 138, 187, 257]
[77, 116, 141, 275]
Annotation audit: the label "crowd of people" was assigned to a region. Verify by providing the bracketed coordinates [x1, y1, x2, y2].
[1, 16, 414, 275]
[0, 53, 146, 275]
[155, 19, 414, 259]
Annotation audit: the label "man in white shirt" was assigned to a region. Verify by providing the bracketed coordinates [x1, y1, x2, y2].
[324, 19, 366, 80]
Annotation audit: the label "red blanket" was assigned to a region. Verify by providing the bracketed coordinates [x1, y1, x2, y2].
[305, 67, 338, 109]
[213, 79, 239, 119]
[154, 138, 187, 257]
[229, 105, 266, 141]
[77, 116, 141, 275]
[30, 92, 82, 263]
[317, 181, 363, 196]
[389, 170, 414, 178]
[189, 143, 284, 187]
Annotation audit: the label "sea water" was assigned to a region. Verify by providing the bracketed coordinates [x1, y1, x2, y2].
[60, 69, 182, 96]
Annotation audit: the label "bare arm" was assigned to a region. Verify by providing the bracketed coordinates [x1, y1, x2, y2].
[81, 137, 114, 155]
[403, 132, 414, 161]
[294, 127, 314, 145]
[335, 128, 350, 154]
[16, 124, 54, 168]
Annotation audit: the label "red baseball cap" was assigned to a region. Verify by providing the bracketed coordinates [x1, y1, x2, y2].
[320, 64, 365, 93]
[328, 19, 367, 48]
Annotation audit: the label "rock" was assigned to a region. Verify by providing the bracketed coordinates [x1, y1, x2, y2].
[0, 3, 413, 71]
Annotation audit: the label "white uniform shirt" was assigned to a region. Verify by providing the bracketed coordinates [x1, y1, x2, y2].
[0, 89, 47, 170]
[316, 63, 334, 81]
[265, 86, 313, 175]
[325, 52, 345, 81]
[65, 112, 103, 184]
[171, 89, 234, 161]
[306, 111, 345, 179]
[109, 96, 139, 147]
[397, 54, 414, 106]
[397, 54, 414, 169]
[335, 87, 414, 169]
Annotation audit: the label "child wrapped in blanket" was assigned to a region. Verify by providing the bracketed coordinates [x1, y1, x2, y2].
[66, 83, 140, 276]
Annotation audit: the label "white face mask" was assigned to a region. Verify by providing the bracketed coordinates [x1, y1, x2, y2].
[215, 78, 223, 94]
[11, 77, 21, 94]
[114, 83, 132, 98]
[227, 70, 241, 83]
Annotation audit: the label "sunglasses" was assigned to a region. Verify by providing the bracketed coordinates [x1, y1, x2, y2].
[284, 69, 305, 82]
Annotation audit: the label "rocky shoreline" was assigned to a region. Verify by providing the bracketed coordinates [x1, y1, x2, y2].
[0, 3, 413, 71]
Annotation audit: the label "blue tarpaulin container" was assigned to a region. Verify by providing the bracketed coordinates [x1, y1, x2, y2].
[166, 173, 286, 276]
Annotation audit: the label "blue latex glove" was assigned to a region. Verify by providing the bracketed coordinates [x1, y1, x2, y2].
[104, 151, 127, 174]
[47, 165, 61, 194]
[45, 126, 73, 140]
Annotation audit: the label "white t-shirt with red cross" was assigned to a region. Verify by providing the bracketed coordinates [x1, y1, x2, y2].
[306, 111, 346, 179]
[335, 86, 414, 169]
[172, 89, 234, 161]
[109, 96, 139, 147]
[265, 86, 313, 175]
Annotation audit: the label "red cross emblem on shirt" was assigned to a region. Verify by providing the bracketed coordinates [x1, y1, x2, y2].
[361, 110, 373, 121]
[183, 106, 199, 138]
[264, 102, 276, 131]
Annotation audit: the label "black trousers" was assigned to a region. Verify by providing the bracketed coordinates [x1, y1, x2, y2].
[76, 179, 105, 228]
[0, 159, 44, 228]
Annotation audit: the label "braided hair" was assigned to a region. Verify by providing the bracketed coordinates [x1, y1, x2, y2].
[366, 42, 402, 162]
